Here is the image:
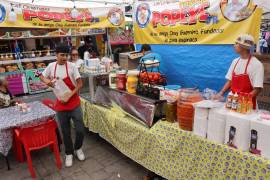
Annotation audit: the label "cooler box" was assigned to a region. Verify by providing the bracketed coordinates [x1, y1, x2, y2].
[207, 107, 228, 144]
[250, 119, 270, 159]
[193, 106, 209, 138]
[225, 112, 258, 151]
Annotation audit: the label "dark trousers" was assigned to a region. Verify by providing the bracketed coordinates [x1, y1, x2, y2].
[57, 106, 85, 155]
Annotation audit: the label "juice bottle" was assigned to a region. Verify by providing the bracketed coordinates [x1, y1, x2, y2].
[237, 93, 242, 113]
[241, 93, 248, 114]
[226, 91, 234, 109]
[247, 94, 253, 113]
[231, 93, 239, 111]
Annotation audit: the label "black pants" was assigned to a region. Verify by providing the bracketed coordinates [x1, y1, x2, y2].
[57, 106, 85, 155]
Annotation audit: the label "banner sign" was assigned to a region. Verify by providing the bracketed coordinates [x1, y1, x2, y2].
[110, 27, 134, 45]
[134, 0, 262, 44]
[0, 0, 125, 29]
[0, 29, 105, 40]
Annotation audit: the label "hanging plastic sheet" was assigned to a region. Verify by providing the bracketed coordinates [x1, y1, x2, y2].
[136, 44, 238, 91]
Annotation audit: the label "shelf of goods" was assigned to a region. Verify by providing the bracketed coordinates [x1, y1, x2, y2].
[0, 56, 56, 95]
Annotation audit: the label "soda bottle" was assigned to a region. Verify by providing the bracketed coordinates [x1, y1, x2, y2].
[226, 91, 234, 109]
[247, 94, 253, 113]
[237, 93, 242, 113]
[231, 93, 239, 111]
[241, 93, 248, 114]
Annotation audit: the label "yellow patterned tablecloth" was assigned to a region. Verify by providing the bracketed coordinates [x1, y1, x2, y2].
[81, 98, 270, 180]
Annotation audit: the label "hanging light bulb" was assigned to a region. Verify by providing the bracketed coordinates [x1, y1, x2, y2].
[71, 7, 79, 19]
[70, 0, 79, 19]
[8, 5, 17, 22]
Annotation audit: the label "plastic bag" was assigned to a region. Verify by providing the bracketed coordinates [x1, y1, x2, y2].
[52, 79, 72, 101]
[203, 88, 217, 100]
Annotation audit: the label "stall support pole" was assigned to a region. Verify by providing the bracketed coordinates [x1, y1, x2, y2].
[106, 28, 114, 61]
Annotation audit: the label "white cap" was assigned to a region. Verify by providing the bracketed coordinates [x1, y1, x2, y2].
[80, 41, 85, 46]
[235, 34, 255, 49]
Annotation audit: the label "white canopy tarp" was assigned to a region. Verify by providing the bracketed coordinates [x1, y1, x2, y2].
[7, 0, 132, 8]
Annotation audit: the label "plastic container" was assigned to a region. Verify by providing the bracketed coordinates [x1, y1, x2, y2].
[116, 70, 127, 91]
[126, 70, 139, 94]
[177, 89, 203, 131]
[109, 70, 117, 89]
[166, 102, 177, 123]
[165, 85, 181, 90]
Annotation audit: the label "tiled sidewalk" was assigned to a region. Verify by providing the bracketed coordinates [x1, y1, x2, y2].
[0, 91, 148, 179]
[0, 132, 148, 180]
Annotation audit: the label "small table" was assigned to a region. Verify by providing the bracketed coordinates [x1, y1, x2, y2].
[0, 101, 56, 156]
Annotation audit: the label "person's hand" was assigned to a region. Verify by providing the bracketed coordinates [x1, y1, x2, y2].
[211, 92, 224, 101]
[46, 80, 56, 88]
[60, 92, 73, 104]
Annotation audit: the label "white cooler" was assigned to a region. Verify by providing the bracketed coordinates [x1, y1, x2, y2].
[193, 106, 209, 138]
[225, 112, 258, 151]
[250, 119, 270, 159]
[207, 107, 228, 144]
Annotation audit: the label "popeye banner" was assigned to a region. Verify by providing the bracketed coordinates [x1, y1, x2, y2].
[0, 0, 125, 29]
[134, 0, 262, 44]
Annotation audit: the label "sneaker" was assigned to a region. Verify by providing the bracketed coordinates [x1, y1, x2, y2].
[65, 154, 73, 167]
[75, 149, 85, 161]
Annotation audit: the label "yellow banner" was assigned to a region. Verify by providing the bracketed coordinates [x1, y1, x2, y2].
[0, 0, 125, 29]
[134, 0, 262, 44]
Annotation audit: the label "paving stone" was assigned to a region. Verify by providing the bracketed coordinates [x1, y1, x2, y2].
[60, 164, 83, 178]
[71, 170, 90, 180]
[80, 158, 104, 175]
[88, 169, 112, 180]
[43, 172, 63, 180]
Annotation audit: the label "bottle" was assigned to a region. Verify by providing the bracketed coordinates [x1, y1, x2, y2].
[109, 70, 117, 89]
[247, 94, 253, 113]
[237, 93, 242, 113]
[226, 91, 234, 109]
[231, 93, 239, 111]
[241, 93, 247, 114]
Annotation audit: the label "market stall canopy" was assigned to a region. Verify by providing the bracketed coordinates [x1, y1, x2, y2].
[8, 0, 132, 8]
[254, 0, 270, 12]
[0, 0, 127, 29]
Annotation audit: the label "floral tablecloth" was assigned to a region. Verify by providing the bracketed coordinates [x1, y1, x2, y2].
[81, 98, 270, 180]
[0, 101, 56, 156]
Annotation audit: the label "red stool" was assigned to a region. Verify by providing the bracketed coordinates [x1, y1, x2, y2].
[14, 120, 62, 178]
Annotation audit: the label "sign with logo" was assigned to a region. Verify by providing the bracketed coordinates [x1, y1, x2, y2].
[110, 27, 134, 45]
[134, 0, 262, 44]
[0, 0, 125, 29]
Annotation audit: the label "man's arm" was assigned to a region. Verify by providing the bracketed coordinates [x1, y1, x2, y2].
[71, 78, 83, 96]
[40, 75, 55, 87]
[219, 80, 232, 96]
[250, 87, 262, 97]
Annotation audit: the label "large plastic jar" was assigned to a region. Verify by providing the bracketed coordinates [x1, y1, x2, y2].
[177, 89, 203, 131]
[166, 102, 177, 123]
[126, 70, 139, 94]
[116, 70, 127, 91]
[109, 70, 117, 89]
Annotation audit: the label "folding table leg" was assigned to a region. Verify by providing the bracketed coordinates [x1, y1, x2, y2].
[5, 156, 10, 170]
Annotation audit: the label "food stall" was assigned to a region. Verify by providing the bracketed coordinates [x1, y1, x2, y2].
[1, 0, 270, 179]
[80, 0, 270, 179]
[0, 0, 120, 95]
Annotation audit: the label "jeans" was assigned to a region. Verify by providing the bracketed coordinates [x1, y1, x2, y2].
[57, 106, 85, 155]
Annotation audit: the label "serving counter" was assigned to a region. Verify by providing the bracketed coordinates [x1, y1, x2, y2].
[81, 97, 270, 179]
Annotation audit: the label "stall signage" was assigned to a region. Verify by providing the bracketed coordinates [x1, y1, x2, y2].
[110, 27, 134, 45]
[0, 0, 125, 28]
[134, 0, 262, 44]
